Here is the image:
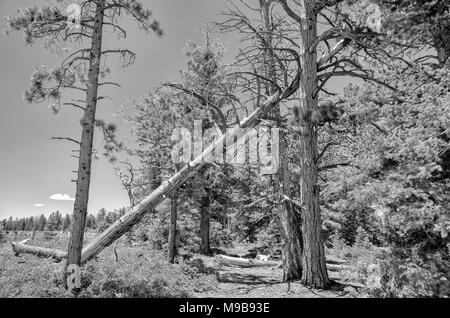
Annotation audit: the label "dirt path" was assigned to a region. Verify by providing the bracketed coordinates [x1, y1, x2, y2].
[193, 259, 361, 298]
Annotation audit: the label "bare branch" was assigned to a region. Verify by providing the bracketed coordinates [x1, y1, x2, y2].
[50, 137, 81, 145]
[319, 162, 351, 171]
[162, 83, 228, 131]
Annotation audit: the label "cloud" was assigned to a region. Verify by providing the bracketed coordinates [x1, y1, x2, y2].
[33, 204, 44, 207]
[49, 193, 75, 201]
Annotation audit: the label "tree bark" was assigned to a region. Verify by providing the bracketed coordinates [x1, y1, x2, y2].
[64, 0, 106, 291]
[199, 195, 211, 255]
[278, 155, 304, 281]
[297, 1, 331, 289]
[168, 195, 178, 263]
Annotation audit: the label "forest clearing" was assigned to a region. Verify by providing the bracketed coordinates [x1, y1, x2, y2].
[0, 0, 449, 300]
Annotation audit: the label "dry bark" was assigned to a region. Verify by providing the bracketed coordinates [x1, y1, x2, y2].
[12, 239, 66, 262]
[65, 0, 106, 288]
[168, 195, 178, 263]
[295, 0, 331, 289]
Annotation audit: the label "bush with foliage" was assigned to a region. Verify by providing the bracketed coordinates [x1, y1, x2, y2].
[322, 55, 450, 297]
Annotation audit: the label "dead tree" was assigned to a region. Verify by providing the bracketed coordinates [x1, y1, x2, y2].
[114, 161, 137, 246]
[218, 0, 306, 281]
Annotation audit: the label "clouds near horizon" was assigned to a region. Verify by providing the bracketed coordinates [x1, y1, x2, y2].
[49, 193, 75, 201]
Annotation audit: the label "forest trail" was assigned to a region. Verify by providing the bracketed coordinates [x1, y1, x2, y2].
[193, 256, 362, 298]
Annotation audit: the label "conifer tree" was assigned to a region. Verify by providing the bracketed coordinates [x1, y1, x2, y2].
[7, 0, 162, 291]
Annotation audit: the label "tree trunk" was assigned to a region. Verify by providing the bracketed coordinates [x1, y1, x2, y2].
[278, 152, 304, 281]
[64, 0, 106, 291]
[297, 1, 330, 289]
[259, 0, 304, 281]
[12, 239, 65, 261]
[215, 255, 280, 268]
[168, 195, 178, 263]
[199, 196, 210, 255]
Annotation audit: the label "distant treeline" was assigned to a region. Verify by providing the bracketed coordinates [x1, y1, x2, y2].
[0, 207, 127, 232]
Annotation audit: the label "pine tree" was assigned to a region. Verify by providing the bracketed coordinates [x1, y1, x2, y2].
[0, 222, 5, 242]
[85, 214, 96, 229]
[36, 214, 47, 231]
[6, 0, 162, 290]
[62, 214, 71, 231]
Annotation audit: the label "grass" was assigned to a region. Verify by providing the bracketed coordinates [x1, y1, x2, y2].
[0, 231, 217, 298]
[326, 238, 390, 295]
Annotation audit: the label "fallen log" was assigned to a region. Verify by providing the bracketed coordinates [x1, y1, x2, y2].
[325, 256, 347, 265]
[215, 254, 280, 268]
[12, 239, 66, 262]
[326, 264, 350, 272]
[215, 254, 349, 270]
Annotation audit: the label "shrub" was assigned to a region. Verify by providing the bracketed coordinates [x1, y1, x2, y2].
[373, 248, 450, 298]
[43, 231, 58, 241]
[182, 258, 216, 280]
[210, 222, 233, 248]
[135, 226, 149, 242]
[354, 227, 372, 250]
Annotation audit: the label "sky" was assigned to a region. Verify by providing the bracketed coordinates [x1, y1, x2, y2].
[0, 0, 350, 220]
[0, 0, 242, 220]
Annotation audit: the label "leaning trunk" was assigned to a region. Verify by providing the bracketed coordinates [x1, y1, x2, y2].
[64, 0, 106, 290]
[168, 195, 178, 263]
[11, 60, 301, 265]
[297, 1, 330, 289]
[79, 91, 284, 264]
[199, 196, 210, 255]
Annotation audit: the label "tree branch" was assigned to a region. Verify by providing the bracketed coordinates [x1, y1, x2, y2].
[51, 137, 81, 145]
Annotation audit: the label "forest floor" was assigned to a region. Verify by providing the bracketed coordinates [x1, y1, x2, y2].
[190, 253, 366, 298]
[0, 231, 379, 298]
[193, 262, 361, 298]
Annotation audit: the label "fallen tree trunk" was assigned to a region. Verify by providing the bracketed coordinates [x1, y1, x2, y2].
[215, 255, 280, 268]
[325, 256, 347, 265]
[326, 264, 350, 272]
[12, 239, 66, 262]
[214, 254, 348, 270]
[80, 96, 287, 264]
